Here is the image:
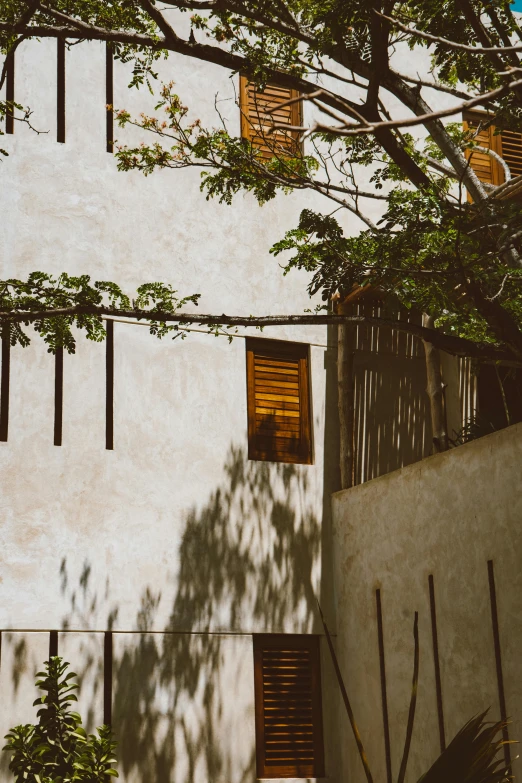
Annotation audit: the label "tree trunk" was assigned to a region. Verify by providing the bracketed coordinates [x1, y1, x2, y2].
[338, 320, 355, 489]
[422, 314, 448, 453]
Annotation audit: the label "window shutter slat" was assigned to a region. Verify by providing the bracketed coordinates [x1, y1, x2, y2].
[500, 129, 522, 179]
[240, 75, 302, 160]
[462, 111, 522, 191]
[464, 112, 522, 201]
[463, 113, 500, 186]
[253, 635, 325, 779]
[246, 339, 312, 464]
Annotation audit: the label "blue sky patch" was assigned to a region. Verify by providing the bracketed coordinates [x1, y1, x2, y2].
[511, 0, 522, 11]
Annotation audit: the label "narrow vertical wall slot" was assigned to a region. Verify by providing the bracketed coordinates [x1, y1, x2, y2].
[0, 325, 11, 442]
[106, 320, 114, 450]
[106, 43, 114, 153]
[5, 51, 15, 135]
[104, 632, 113, 726]
[54, 346, 64, 446]
[428, 574, 446, 752]
[487, 560, 511, 769]
[375, 589, 392, 783]
[49, 630, 58, 658]
[57, 38, 66, 143]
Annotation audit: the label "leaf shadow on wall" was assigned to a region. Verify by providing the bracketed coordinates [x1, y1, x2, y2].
[58, 443, 326, 783]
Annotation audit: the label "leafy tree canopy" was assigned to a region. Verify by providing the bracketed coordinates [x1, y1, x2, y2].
[2, 0, 522, 361]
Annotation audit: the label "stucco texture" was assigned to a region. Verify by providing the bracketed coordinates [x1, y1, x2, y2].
[0, 37, 343, 783]
[332, 422, 522, 783]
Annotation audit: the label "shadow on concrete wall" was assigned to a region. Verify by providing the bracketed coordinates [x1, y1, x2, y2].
[112, 445, 322, 782]
[2, 330, 340, 783]
[53, 426, 339, 782]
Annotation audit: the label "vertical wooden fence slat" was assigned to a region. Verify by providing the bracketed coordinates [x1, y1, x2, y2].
[1, 325, 11, 442]
[54, 347, 63, 446]
[376, 589, 392, 783]
[5, 52, 14, 135]
[106, 43, 114, 153]
[57, 38, 66, 143]
[428, 574, 446, 751]
[104, 632, 113, 726]
[49, 630, 58, 658]
[487, 560, 511, 769]
[106, 320, 114, 450]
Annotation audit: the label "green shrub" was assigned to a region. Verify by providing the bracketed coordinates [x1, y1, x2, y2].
[3, 656, 118, 782]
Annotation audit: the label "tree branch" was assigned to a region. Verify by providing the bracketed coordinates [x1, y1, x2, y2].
[0, 0, 40, 89]
[0, 8, 432, 191]
[390, 69, 473, 101]
[377, 10, 522, 53]
[0, 304, 518, 364]
[290, 76, 522, 136]
[136, 0, 180, 43]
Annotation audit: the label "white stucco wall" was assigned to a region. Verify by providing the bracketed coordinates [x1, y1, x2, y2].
[332, 422, 522, 783]
[0, 36, 345, 783]
[0, 41, 335, 617]
[0, 29, 482, 783]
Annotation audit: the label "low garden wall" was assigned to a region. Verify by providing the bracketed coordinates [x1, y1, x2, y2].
[332, 422, 522, 783]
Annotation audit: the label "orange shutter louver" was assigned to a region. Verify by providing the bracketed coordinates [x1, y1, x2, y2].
[463, 111, 522, 196]
[246, 338, 312, 464]
[253, 635, 325, 779]
[499, 128, 522, 179]
[463, 112, 503, 187]
[240, 75, 302, 160]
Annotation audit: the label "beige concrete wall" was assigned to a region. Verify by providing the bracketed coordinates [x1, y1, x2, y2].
[332, 422, 522, 783]
[0, 629, 342, 783]
[0, 38, 336, 630]
[0, 37, 343, 782]
[0, 31, 461, 783]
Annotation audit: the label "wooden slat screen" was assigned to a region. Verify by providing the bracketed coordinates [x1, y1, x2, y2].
[253, 635, 325, 779]
[240, 75, 302, 160]
[463, 112, 503, 187]
[464, 111, 522, 188]
[246, 338, 312, 464]
[500, 128, 522, 179]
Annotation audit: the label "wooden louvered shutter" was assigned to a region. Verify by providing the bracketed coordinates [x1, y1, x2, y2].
[240, 75, 302, 160]
[253, 635, 325, 779]
[463, 111, 503, 187]
[499, 128, 522, 179]
[246, 338, 312, 464]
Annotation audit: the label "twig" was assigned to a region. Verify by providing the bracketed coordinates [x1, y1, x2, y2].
[376, 10, 522, 54]
[0, 304, 519, 364]
[0, 0, 41, 89]
[397, 612, 419, 783]
[273, 75, 522, 136]
[316, 601, 374, 783]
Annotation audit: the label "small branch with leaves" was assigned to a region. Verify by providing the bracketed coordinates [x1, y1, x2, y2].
[0, 273, 520, 366]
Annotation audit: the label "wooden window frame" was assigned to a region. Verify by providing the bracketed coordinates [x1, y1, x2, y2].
[463, 110, 504, 188]
[253, 634, 325, 780]
[239, 75, 303, 159]
[246, 338, 313, 465]
[463, 110, 522, 196]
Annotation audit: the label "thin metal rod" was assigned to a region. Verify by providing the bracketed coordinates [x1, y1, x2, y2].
[376, 589, 392, 783]
[57, 38, 65, 143]
[5, 52, 14, 135]
[0, 325, 10, 442]
[428, 575, 446, 751]
[104, 632, 113, 726]
[54, 346, 63, 446]
[105, 319, 114, 450]
[106, 42, 114, 153]
[487, 560, 511, 769]
[49, 630, 58, 657]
